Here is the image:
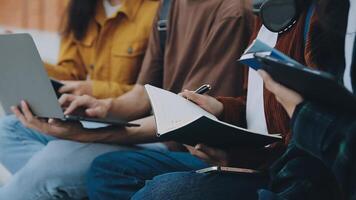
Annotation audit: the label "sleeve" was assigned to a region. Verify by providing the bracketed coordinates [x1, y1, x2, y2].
[44, 34, 87, 80]
[182, 14, 253, 96]
[291, 102, 356, 195]
[291, 102, 356, 163]
[215, 64, 249, 127]
[136, 13, 164, 87]
[92, 80, 134, 99]
[216, 96, 247, 127]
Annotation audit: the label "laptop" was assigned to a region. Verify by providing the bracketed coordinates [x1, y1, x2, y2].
[0, 33, 139, 127]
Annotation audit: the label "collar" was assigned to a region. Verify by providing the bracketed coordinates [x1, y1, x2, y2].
[119, 0, 144, 21]
[95, 0, 146, 24]
[103, 0, 122, 17]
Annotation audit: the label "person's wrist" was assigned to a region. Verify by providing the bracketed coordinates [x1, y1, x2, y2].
[290, 101, 307, 127]
[103, 98, 114, 117]
[87, 80, 93, 95]
[73, 126, 108, 143]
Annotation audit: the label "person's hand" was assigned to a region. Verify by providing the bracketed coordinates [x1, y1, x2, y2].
[180, 90, 224, 117]
[59, 80, 93, 96]
[184, 144, 229, 166]
[258, 70, 304, 117]
[59, 94, 112, 118]
[11, 100, 86, 141]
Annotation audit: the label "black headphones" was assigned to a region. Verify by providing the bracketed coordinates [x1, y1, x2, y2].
[254, 0, 304, 33]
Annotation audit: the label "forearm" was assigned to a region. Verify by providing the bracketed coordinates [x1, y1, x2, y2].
[108, 84, 152, 121]
[75, 116, 159, 144]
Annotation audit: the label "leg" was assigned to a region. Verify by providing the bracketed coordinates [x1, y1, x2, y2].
[0, 115, 55, 173]
[86, 150, 209, 200]
[0, 140, 135, 200]
[132, 171, 269, 200]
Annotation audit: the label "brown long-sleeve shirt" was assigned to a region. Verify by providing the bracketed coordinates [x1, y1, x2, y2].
[137, 0, 254, 152]
[138, 0, 254, 97]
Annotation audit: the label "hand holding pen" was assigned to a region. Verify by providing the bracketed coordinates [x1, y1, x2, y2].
[180, 84, 211, 100]
[194, 84, 212, 95]
[180, 84, 224, 117]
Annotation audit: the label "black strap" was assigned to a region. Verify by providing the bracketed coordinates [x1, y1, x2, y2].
[158, 0, 172, 52]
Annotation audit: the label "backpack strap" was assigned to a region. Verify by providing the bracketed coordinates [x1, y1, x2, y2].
[157, 0, 172, 52]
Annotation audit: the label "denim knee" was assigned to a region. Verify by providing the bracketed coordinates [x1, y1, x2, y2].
[86, 153, 113, 198]
[87, 151, 144, 178]
[86, 151, 137, 184]
[86, 151, 152, 200]
[132, 171, 268, 200]
[3, 141, 91, 200]
[131, 172, 198, 200]
[0, 115, 21, 138]
[0, 115, 53, 142]
[0, 115, 60, 175]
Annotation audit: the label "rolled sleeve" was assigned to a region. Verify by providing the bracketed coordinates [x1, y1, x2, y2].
[216, 96, 247, 127]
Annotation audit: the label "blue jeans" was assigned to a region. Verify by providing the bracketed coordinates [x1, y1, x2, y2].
[0, 115, 164, 200]
[133, 172, 269, 200]
[86, 150, 268, 200]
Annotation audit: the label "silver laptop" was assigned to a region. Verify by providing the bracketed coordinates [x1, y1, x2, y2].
[0, 33, 138, 127]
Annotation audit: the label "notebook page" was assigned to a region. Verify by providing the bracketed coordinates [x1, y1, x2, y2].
[145, 85, 217, 134]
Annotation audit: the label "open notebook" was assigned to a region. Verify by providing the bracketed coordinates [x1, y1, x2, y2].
[145, 85, 282, 148]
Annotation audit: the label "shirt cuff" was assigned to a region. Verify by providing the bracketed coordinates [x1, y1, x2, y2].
[290, 101, 308, 128]
[216, 96, 246, 127]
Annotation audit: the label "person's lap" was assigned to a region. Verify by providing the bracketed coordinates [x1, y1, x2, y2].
[0, 115, 56, 173]
[86, 149, 210, 200]
[0, 115, 269, 200]
[86, 149, 267, 200]
[0, 115, 151, 199]
[0, 140, 132, 200]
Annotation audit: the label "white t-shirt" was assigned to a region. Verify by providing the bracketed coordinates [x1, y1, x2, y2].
[246, 26, 278, 133]
[344, 0, 356, 92]
[103, 0, 121, 18]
